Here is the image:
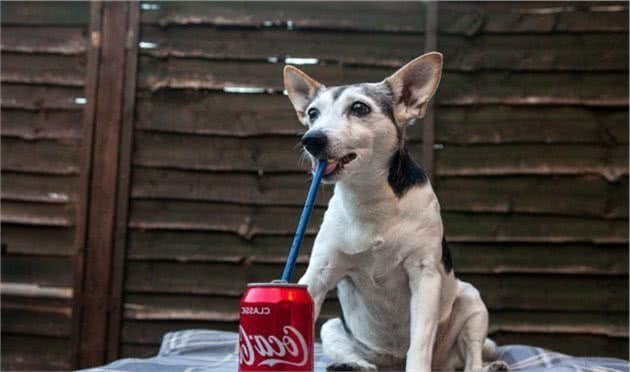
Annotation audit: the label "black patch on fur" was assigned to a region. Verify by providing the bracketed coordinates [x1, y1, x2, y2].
[387, 146, 427, 197]
[331, 85, 348, 101]
[337, 286, 353, 336]
[441, 236, 453, 273]
[361, 82, 400, 141]
[326, 363, 363, 371]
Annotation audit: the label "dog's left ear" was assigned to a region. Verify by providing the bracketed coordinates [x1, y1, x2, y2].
[284, 65, 323, 124]
[385, 52, 442, 127]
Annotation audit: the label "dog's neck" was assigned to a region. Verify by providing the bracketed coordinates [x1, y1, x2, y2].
[334, 165, 399, 221]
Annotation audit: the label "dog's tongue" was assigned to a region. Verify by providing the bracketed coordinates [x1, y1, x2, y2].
[313, 161, 338, 176]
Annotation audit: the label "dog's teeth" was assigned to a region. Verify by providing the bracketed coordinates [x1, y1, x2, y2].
[327, 159, 335, 163]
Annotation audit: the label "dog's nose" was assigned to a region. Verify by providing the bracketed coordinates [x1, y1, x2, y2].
[301, 131, 328, 159]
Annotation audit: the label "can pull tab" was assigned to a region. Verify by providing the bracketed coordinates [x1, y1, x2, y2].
[271, 279, 288, 284]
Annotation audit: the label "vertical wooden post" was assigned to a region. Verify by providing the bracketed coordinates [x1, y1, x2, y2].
[107, 2, 140, 362]
[70, 1, 102, 368]
[423, 1, 438, 181]
[71, 1, 137, 368]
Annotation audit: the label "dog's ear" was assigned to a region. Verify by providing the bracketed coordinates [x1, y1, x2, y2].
[284, 65, 322, 123]
[385, 52, 442, 127]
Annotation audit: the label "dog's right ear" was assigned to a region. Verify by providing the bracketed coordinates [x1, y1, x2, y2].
[284, 65, 322, 124]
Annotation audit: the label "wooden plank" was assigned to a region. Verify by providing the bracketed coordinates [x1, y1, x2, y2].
[131, 162, 628, 221]
[124, 261, 628, 311]
[1, 255, 74, 288]
[443, 212, 627, 244]
[133, 132, 628, 178]
[436, 106, 629, 144]
[139, 1, 628, 33]
[449, 242, 628, 275]
[70, 1, 102, 368]
[140, 1, 426, 31]
[436, 175, 628, 218]
[2, 307, 72, 337]
[137, 57, 629, 105]
[2, 225, 75, 256]
[136, 91, 627, 144]
[479, 2, 629, 33]
[126, 230, 628, 275]
[108, 2, 141, 361]
[1, 83, 85, 110]
[1, 26, 87, 54]
[1, 1, 89, 25]
[131, 167, 333, 206]
[129, 200, 324, 237]
[1, 137, 79, 175]
[127, 199, 628, 242]
[1, 334, 72, 371]
[2, 172, 78, 203]
[440, 33, 628, 72]
[1, 109, 83, 140]
[489, 310, 628, 338]
[0, 83, 84, 113]
[127, 230, 311, 262]
[422, 1, 437, 182]
[139, 25, 628, 71]
[120, 304, 627, 343]
[491, 332, 628, 359]
[135, 90, 313, 137]
[435, 144, 628, 179]
[1, 200, 75, 227]
[1, 52, 85, 86]
[78, 1, 129, 367]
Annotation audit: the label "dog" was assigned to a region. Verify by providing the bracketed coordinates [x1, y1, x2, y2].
[283, 53, 506, 372]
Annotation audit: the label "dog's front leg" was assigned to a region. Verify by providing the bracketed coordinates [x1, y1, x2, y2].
[405, 256, 443, 372]
[298, 251, 346, 320]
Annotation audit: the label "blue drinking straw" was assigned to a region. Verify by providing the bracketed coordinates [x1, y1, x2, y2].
[280, 160, 327, 282]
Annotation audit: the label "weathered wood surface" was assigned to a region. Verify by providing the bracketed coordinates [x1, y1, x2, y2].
[1, 200, 75, 227]
[1, 26, 87, 54]
[120, 307, 628, 341]
[1, 137, 80, 175]
[137, 58, 628, 105]
[126, 229, 628, 275]
[136, 91, 628, 143]
[2, 307, 72, 337]
[1, 334, 72, 371]
[132, 132, 628, 178]
[139, 1, 628, 34]
[2, 256, 74, 288]
[1, 53, 85, 87]
[1, 1, 90, 25]
[140, 25, 628, 71]
[1, 84, 85, 110]
[2, 225, 75, 256]
[2, 172, 78, 203]
[2, 109, 83, 140]
[131, 169, 627, 218]
[123, 260, 629, 311]
[127, 199, 628, 242]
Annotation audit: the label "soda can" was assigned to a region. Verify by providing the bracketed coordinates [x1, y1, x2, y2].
[239, 283, 314, 371]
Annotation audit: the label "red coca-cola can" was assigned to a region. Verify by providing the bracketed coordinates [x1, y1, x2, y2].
[239, 283, 314, 371]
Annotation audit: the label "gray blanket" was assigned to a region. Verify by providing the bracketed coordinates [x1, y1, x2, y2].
[84, 330, 629, 372]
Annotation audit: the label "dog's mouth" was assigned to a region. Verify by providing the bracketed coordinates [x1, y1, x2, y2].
[314, 153, 357, 177]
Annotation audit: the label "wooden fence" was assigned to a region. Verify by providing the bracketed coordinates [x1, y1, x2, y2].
[1, 1, 628, 370]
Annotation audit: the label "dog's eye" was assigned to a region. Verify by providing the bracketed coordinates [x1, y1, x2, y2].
[350, 102, 371, 117]
[307, 108, 319, 122]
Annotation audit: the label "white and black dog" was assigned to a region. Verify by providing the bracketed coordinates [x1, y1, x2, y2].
[283, 53, 506, 372]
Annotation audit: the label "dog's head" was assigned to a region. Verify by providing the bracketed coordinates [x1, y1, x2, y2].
[284, 52, 442, 184]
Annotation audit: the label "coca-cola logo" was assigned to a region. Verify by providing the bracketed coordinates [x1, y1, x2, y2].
[239, 325, 308, 368]
[241, 306, 271, 315]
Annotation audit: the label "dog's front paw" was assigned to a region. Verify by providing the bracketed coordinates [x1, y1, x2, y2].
[326, 360, 377, 371]
[485, 360, 510, 372]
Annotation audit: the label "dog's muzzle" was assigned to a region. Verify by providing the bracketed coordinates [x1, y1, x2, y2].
[301, 130, 328, 159]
